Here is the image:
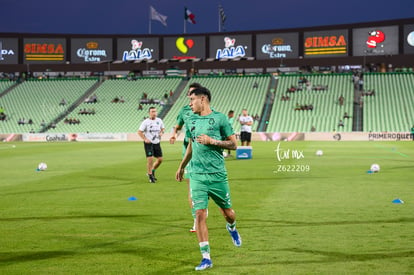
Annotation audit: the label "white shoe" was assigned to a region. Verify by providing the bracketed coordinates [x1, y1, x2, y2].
[190, 219, 196, 232]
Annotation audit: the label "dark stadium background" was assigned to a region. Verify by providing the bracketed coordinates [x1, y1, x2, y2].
[0, 0, 413, 35]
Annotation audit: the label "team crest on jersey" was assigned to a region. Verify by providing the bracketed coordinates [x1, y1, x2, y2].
[209, 118, 215, 125]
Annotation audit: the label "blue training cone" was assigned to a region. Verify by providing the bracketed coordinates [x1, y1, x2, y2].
[392, 198, 404, 204]
[128, 196, 138, 201]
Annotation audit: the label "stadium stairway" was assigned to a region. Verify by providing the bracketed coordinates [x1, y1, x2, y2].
[41, 79, 102, 132]
[258, 76, 278, 132]
[0, 80, 20, 98]
[45, 77, 183, 133]
[0, 78, 99, 134]
[352, 86, 363, 131]
[158, 78, 188, 119]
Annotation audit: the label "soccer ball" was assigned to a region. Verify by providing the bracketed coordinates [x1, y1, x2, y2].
[316, 150, 323, 156]
[370, 163, 380, 172]
[223, 151, 228, 158]
[38, 162, 48, 171]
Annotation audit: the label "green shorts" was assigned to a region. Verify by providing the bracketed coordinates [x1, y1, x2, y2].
[190, 172, 232, 210]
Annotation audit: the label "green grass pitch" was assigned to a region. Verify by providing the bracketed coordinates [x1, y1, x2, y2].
[0, 141, 413, 274]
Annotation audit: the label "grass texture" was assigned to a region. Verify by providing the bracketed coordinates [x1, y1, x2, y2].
[0, 141, 413, 274]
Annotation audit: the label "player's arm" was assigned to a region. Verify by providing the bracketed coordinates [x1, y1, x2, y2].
[196, 134, 237, 150]
[137, 130, 150, 143]
[169, 124, 183, 144]
[246, 118, 253, 126]
[176, 139, 192, 181]
[160, 127, 165, 137]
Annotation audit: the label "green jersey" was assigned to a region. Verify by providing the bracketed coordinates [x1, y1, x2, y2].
[228, 116, 234, 126]
[186, 111, 234, 174]
[176, 105, 193, 147]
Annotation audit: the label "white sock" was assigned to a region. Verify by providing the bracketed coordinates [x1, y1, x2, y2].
[199, 241, 210, 260]
[202, 252, 211, 260]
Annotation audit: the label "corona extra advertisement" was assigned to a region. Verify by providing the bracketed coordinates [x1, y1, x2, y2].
[256, 32, 298, 59]
[304, 29, 348, 57]
[71, 38, 112, 63]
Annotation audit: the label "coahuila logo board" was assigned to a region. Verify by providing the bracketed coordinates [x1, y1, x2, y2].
[176, 37, 194, 54]
[122, 40, 153, 61]
[174, 37, 196, 59]
[76, 41, 107, 62]
[216, 37, 246, 59]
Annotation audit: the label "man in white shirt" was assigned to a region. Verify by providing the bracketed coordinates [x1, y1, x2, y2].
[138, 107, 165, 183]
[239, 109, 253, 146]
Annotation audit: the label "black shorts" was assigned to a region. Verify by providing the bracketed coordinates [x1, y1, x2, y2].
[240, 131, 252, 142]
[144, 143, 163, 158]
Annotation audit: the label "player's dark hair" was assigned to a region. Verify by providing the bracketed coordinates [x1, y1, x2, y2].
[190, 87, 211, 102]
[189, 82, 202, 89]
[148, 106, 156, 112]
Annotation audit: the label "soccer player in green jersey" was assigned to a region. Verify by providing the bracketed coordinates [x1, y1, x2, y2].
[176, 87, 242, 271]
[170, 83, 203, 232]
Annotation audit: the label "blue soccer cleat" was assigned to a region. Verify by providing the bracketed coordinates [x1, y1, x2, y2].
[226, 224, 242, 247]
[195, 258, 213, 271]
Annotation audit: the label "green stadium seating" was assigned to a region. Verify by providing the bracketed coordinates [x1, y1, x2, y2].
[2, 73, 411, 135]
[363, 73, 414, 132]
[47, 77, 182, 133]
[0, 79, 98, 134]
[266, 74, 354, 132]
[163, 75, 271, 133]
